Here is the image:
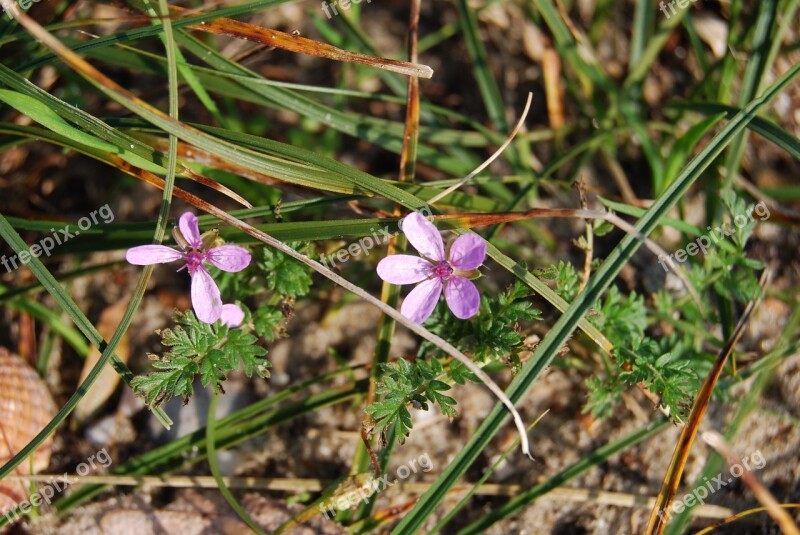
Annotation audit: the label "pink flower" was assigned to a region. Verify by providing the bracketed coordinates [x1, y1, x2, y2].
[377, 212, 486, 324]
[126, 212, 251, 326]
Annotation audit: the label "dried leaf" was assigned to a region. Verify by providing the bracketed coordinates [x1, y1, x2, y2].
[74, 301, 130, 424]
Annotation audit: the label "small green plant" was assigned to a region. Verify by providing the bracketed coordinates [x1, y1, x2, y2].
[132, 240, 316, 407]
[131, 308, 269, 407]
[366, 281, 541, 442]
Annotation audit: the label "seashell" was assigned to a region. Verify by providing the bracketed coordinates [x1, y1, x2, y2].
[0, 348, 58, 523]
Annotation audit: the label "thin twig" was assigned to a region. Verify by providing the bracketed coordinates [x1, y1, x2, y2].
[427, 93, 533, 205]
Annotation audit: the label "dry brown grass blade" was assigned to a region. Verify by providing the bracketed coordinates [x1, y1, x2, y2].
[179, 165, 253, 209]
[701, 431, 800, 535]
[397, 0, 421, 185]
[168, 5, 433, 78]
[107, 154, 218, 207]
[543, 48, 565, 129]
[644, 268, 771, 534]
[0, 472, 736, 518]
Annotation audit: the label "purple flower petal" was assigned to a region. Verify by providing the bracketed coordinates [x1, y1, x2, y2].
[448, 233, 487, 270]
[219, 304, 245, 327]
[377, 255, 433, 285]
[126, 245, 183, 265]
[190, 267, 223, 323]
[207, 245, 252, 272]
[178, 212, 202, 248]
[401, 212, 444, 262]
[444, 276, 480, 319]
[400, 277, 443, 324]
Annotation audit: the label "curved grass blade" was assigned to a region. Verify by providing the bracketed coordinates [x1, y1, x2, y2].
[702, 431, 799, 535]
[694, 504, 800, 535]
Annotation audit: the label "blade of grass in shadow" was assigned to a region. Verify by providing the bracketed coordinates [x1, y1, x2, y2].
[138, 0, 228, 128]
[457, 419, 669, 534]
[455, 0, 508, 133]
[454, 0, 527, 201]
[389, 60, 800, 535]
[428, 411, 549, 534]
[6, 297, 90, 357]
[206, 392, 268, 534]
[624, 2, 689, 87]
[719, 0, 778, 192]
[670, 102, 800, 161]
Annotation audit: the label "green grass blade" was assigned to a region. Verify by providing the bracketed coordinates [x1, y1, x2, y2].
[455, 0, 508, 132]
[720, 0, 778, 191]
[670, 102, 800, 161]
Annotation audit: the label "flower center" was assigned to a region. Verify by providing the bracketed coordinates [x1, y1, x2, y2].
[431, 260, 454, 281]
[184, 250, 207, 273]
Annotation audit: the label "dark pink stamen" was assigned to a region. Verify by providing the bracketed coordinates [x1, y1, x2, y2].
[184, 250, 208, 273]
[431, 260, 454, 281]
